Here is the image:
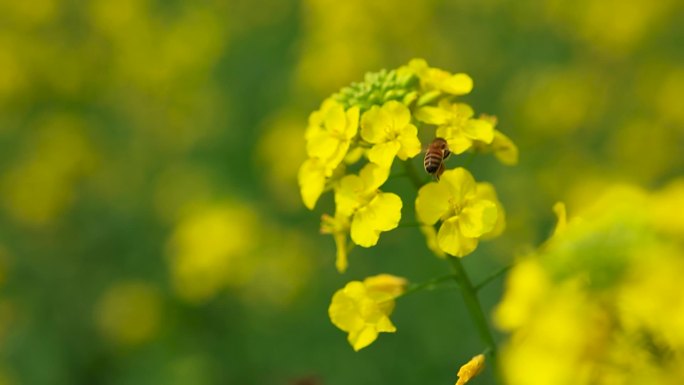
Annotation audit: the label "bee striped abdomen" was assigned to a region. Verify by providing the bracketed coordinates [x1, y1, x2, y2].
[424, 150, 443, 173]
[424, 138, 450, 178]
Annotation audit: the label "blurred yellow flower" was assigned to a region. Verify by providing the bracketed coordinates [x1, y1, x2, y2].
[95, 281, 162, 346]
[415, 168, 501, 257]
[455, 354, 485, 385]
[328, 274, 407, 351]
[360, 100, 421, 169]
[496, 183, 684, 385]
[2, 114, 97, 227]
[415, 99, 493, 154]
[471, 115, 519, 165]
[408, 58, 473, 96]
[167, 204, 256, 303]
[334, 163, 402, 248]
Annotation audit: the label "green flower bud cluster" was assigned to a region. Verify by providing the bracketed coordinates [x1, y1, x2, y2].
[333, 68, 418, 111]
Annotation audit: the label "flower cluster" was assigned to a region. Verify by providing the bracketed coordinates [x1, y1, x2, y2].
[299, 59, 516, 359]
[328, 274, 407, 351]
[495, 181, 684, 385]
[298, 58, 517, 274]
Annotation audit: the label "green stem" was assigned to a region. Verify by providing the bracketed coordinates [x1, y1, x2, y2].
[449, 257, 503, 384]
[474, 264, 512, 292]
[397, 273, 457, 299]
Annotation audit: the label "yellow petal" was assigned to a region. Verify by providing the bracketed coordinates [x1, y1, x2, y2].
[415, 106, 450, 125]
[344, 106, 360, 139]
[305, 129, 337, 159]
[383, 100, 411, 127]
[445, 135, 473, 155]
[369, 193, 403, 231]
[367, 141, 401, 168]
[437, 217, 479, 257]
[328, 283, 365, 332]
[364, 274, 408, 298]
[349, 325, 379, 351]
[475, 182, 506, 239]
[334, 174, 365, 216]
[374, 315, 397, 333]
[441, 73, 473, 95]
[420, 224, 446, 258]
[298, 158, 326, 210]
[463, 119, 494, 143]
[360, 106, 390, 144]
[350, 193, 402, 247]
[323, 101, 347, 135]
[449, 102, 475, 119]
[397, 124, 422, 160]
[415, 182, 452, 224]
[455, 354, 485, 385]
[459, 200, 498, 238]
[492, 130, 518, 165]
[440, 168, 477, 203]
[359, 163, 390, 192]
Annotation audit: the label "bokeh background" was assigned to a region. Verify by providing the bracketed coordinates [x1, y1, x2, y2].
[0, 0, 682, 384]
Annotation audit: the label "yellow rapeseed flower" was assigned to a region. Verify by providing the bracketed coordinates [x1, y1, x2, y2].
[415, 168, 501, 257]
[408, 58, 473, 96]
[299, 99, 360, 209]
[95, 281, 162, 346]
[360, 100, 421, 169]
[328, 274, 407, 351]
[334, 163, 402, 249]
[455, 354, 486, 385]
[471, 115, 519, 165]
[415, 99, 494, 154]
[305, 98, 359, 169]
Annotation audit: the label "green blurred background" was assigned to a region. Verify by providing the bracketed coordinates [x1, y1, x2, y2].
[0, 0, 682, 384]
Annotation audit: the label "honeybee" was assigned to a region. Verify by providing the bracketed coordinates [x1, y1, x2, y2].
[424, 137, 451, 180]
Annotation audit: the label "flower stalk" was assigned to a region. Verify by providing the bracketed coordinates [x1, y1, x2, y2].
[449, 257, 502, 384]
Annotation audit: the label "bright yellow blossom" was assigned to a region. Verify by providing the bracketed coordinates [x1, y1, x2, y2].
[299, 99, 359, 209]
[305, 98, 359, 169]
[334, 163, 402, 248]
[455, 354, 486, 385]
[408, 58, 473, 96]
[415, 99, 494, 154]
[328, 274, 407, 351]
[415, 168, 501, 257]
[360, 100, 421, 169]
[471, 115, 519, 165]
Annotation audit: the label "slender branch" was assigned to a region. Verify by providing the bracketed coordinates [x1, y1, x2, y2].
[449, 257, 503, 384]
[397, 273, 457, 299]
[474, 264, 512, 292]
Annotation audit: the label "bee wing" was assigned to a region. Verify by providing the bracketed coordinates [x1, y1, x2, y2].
[435, 161, 446, 181]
